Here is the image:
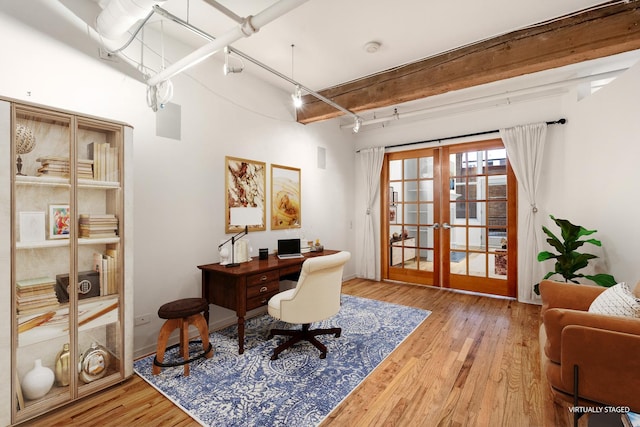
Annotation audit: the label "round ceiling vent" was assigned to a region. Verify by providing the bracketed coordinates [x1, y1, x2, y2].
[363, 41, 381, 53]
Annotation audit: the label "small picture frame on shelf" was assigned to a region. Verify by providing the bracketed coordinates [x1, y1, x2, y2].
[19, 211, 45, 243]
[389, 205, 397, 224]
[49, 204, 70, 239]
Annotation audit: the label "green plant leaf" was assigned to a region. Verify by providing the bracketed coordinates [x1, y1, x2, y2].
[584, 238, 602, 247]
[537, 251, 556, 262]
[584, 274, 617, 287]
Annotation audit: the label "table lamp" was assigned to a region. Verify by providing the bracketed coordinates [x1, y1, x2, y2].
[218, 207, 261, 268]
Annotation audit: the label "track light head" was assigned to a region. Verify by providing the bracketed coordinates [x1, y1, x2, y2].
[291, 85, 303, 108]
[353, 117, 362, 133]
[223, 46, 243, 75]
[223, 63, 243, 75]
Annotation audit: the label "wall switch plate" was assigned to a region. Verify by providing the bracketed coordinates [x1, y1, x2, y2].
[134, 314, 151, 326]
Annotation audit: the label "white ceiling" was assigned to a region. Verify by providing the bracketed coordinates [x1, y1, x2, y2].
[148, 0, 622, 92]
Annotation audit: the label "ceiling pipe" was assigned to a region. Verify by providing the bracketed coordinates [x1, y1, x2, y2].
[97, 0, 168, 40]
[341, 68, 627, 130]
[146, 0, 309, 87]
[201, 0, 244, 24]
[152, 5, 361, 121]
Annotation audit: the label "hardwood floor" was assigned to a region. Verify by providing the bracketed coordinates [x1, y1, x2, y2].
[18, 279, 579, 427]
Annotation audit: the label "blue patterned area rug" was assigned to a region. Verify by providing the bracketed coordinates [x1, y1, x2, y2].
[134, 295, 430, 427]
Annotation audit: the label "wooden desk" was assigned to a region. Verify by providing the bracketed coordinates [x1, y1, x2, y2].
[198, 250, 337, 354]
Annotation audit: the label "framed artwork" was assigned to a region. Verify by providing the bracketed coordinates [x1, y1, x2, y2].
[49, 204, 70, 239]
[389, 205, 397, 224]
[271, 164, 301, 229]
[225, 156, 266, 233]
[19, 211, 45, 243]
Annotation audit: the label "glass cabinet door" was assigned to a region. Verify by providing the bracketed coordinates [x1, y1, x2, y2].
[75, 117, 123, 397]
[13, 105, 74, 414]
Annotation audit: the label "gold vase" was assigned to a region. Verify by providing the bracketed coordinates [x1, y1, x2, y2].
[54, 343, 70, 387]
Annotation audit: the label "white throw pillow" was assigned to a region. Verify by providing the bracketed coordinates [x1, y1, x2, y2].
[588, 282, 640, 318]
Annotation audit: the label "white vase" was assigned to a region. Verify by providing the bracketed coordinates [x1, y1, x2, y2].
[22, 359, 54, 400]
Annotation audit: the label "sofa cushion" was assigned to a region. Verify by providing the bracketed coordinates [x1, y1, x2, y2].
[588, 282, 640, 318]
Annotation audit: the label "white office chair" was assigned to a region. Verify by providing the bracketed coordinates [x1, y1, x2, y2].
[267, 251, 351, 360]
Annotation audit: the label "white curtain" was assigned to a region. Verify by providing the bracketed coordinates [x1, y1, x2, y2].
[357, 147, 385, 280]
[499, 122, 548, 303]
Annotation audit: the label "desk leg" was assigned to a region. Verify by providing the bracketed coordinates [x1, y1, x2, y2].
[238, 316, 245, 354]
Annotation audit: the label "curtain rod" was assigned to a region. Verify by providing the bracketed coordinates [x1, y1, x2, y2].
[358, 118, 566, 153]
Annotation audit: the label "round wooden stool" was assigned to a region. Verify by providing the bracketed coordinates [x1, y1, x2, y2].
[152, 298, 213, 376]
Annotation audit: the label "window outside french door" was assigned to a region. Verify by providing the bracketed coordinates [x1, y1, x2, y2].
[381, 139, 517, 298]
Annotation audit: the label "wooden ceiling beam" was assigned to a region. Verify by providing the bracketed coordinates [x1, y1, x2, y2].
[296, 1, 640, 124]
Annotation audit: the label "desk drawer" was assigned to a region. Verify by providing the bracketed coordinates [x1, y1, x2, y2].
[246, 279, 279, 298]
[279, 264, 302, 277]
[246, 270, 280, 287]
[247, 290, 279, 310]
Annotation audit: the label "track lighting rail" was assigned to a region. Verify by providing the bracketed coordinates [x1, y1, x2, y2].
[151, 5, 361, 125]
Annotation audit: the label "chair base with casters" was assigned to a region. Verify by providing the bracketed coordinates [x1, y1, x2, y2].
[152, 298, 213, 376]
[268, 323, 341, 360]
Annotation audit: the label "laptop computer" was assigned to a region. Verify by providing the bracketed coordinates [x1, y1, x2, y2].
[277, 238, 304, 259]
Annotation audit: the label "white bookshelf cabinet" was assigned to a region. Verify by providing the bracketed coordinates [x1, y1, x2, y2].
[0, 99, 133, 425]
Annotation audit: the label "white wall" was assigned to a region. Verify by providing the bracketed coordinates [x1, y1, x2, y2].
[559, 64, 640, 285]
[0, 11, 356, 358]
[353, 62, 640, 302]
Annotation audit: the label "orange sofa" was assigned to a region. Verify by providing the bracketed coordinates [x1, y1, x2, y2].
[539, 280, 640, 413]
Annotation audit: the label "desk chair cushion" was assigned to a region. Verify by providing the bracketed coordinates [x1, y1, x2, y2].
[267, 288, 295, 320]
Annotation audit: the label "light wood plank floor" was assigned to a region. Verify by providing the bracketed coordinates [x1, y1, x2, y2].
[19, 278, 581, 427]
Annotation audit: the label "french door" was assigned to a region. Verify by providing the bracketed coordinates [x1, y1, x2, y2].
[381, 139, 517, 298]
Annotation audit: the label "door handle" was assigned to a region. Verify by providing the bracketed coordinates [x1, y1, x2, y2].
[432, 223, 440, 229]
[442, 223, 451, 229]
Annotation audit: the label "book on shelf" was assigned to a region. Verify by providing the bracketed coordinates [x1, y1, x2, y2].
[79, 213, 118, 238]
[87, 142, 118, 182]
[105, 248, 118, 295]
[92, 249, 118, 296]
[16, 277, 59, 314]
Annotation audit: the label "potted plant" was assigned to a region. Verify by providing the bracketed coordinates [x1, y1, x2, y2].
[535, 215, 617, 294]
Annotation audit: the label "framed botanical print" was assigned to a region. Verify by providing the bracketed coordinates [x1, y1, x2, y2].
[225, 156, 266, 233]
[271, 164, 301, 229]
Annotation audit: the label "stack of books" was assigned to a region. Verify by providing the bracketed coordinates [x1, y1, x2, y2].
[36, 156, 94, 179]
[79, 214, 118, 238]
[87, 142, 119, 182]
[77, 159, 94, 180]
[16, 277, 59, 314]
